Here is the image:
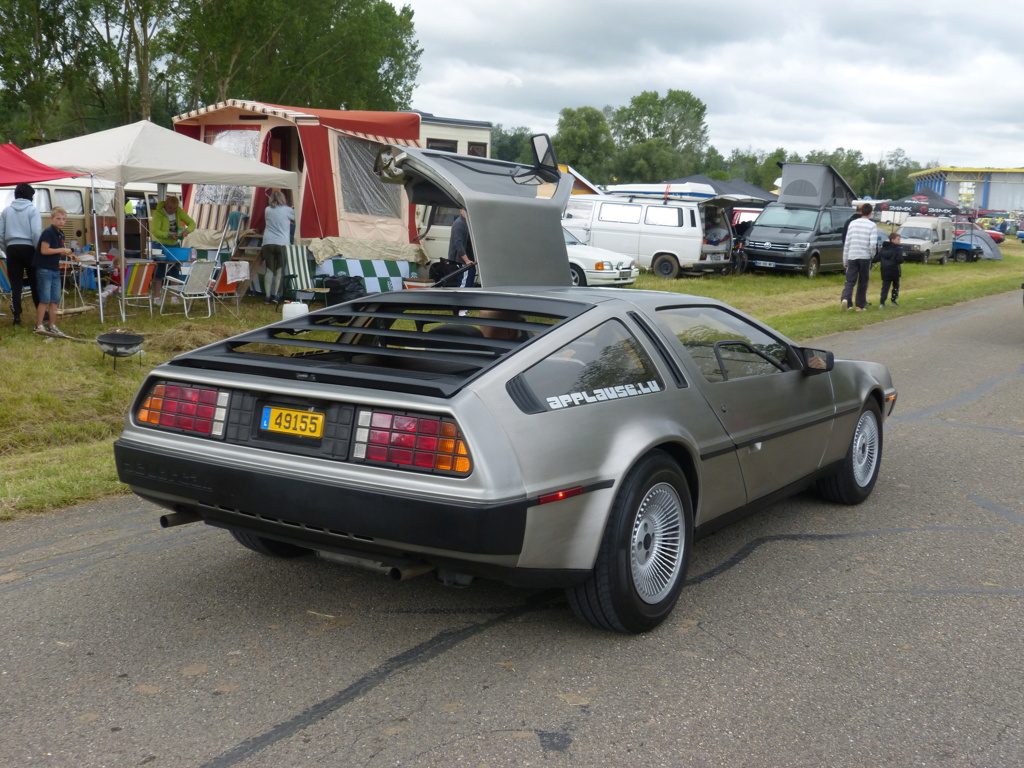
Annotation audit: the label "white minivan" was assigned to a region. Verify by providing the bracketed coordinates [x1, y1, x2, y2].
[561, 194, 734, 278]
[895, 216, 954, 264]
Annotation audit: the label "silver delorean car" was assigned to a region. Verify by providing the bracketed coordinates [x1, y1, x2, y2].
[114, 138, 897, 633]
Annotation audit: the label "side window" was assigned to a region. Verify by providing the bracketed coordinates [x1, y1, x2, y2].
[564, 199, 594, 221]
[818, 210, 832, 234]
[430, 206, 461, 227]
[690, 209, 697, 228]
[598, 203, 642, 225]
[515, 320, 664, 411]
[425, 139, 458, 153]
[34, 189, 52, 213]
[644, 206, 682, 227]
[52, 189, 84, 215]
[655, 307, 794, 383]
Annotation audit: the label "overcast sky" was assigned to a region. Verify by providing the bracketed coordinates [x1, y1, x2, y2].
[400, 0, 1023, 169]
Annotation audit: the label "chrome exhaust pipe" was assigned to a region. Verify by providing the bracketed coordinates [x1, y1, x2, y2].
[387, 563, 435, 581]
[160, 510, 202, 528]
[317, 551, 433, 581]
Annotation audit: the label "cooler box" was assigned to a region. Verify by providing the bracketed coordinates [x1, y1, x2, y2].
[153, 245, 191, 261]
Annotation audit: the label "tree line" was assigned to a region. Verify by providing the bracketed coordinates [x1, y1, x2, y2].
[494, 90, 935, 200]
[0, 0, 421, 146]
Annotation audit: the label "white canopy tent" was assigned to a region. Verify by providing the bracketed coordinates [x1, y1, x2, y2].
[25, 120, 298, 321]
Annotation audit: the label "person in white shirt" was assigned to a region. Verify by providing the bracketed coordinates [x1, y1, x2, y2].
[841, 203, 877, 311]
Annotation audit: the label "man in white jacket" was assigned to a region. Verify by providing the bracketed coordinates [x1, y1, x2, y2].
[0, 183, 43, 326]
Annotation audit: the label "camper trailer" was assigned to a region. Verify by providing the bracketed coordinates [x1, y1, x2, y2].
[743, 162, 858, 277]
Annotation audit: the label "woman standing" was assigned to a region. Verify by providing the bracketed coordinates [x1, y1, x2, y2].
[260, 190, 295, 306]
[0, 183, 43, 327]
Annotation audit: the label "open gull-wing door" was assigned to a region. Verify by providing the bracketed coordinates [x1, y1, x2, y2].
[375, 135, 573, 287]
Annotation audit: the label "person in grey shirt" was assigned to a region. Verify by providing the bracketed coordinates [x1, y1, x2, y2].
[0, 183, 43, 326]
[260, 190, 295, 306]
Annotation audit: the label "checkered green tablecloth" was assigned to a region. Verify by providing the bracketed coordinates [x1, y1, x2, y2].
[315, 258, 411, 293]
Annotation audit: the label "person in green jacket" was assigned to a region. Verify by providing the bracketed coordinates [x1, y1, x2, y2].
[150, 195, 196, 297]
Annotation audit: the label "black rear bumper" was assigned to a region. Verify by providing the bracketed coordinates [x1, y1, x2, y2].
[114, 440, 528, 557]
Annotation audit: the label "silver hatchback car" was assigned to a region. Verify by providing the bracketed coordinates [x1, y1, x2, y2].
[114, 139, 896, 633]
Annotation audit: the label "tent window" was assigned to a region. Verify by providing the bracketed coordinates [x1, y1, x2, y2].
[194, 129, 259, 206]
[336, 135, 402, 219]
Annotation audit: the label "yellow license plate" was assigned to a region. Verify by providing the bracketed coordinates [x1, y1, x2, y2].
[260, 406, 325, 438]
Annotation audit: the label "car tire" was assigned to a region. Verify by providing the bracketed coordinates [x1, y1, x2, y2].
[955, 249, 968, 263]
[652, 254, 680, 279]
[570, 264, 587, 286]
[816, 400, 882, 505]
[939, 252, 948, 265]
[230, 529, 312, 558]
[922, 250, 930, 264]
[805, 255, 820, 278]
[567, 451, 692, 633]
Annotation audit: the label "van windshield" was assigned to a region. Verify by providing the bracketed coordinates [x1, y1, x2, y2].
[897, 227, 931, 240]
[754, 207, 818, 231]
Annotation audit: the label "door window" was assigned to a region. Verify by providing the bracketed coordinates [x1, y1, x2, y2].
[645, 206, 683, 227]
[654, 307, 794, 382]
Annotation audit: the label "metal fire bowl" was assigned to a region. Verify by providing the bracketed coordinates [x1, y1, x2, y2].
[97, 332, 145, 358]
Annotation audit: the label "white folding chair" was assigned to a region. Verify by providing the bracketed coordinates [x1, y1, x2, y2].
[160, 260, 218, 319]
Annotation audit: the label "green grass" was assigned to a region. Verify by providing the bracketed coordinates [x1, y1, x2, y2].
[2, 242, 1022, 519]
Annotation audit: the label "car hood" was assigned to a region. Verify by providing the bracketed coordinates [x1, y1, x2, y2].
[567, 242, 633, 266]
[375, 144, 573, 288]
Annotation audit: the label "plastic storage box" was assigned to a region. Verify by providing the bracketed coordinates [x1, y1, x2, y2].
[153, 245, 191, 261]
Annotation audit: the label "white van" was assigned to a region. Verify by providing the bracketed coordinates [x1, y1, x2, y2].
[561, 194, 734, 278]
[895, 216, 954, 264]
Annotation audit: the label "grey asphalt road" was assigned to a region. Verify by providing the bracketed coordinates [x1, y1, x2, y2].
[2, 290, 1022, 768]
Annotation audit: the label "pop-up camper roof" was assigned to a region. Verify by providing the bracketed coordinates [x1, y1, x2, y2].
[776, 162, 856, 207]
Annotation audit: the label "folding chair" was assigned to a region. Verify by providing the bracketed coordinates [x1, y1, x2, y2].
[210, 260, 248, 316]
[120, 260, 156, 320]
[281, 245, 327, 304]
[160, 259, 218, 319]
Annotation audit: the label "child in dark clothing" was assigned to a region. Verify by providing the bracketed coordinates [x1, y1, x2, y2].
[874, 233, 904, 307]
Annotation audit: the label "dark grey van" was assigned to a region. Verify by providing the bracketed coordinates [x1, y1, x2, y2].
[743, 202, 853, 277]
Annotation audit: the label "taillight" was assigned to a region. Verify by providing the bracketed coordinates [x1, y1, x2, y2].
[135, 382, 230, 438]
[352, 408, 472, 475]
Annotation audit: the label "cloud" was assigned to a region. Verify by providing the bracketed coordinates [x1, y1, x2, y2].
[400, 0, 1024, 167]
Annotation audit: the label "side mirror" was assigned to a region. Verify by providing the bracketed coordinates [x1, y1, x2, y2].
[800, 347, 834, 374]
[529, 134, 561, 183]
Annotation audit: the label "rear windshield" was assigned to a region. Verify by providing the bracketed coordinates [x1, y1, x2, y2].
[754, 207, 818, 231]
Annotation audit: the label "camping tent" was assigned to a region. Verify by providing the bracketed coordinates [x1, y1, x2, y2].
[25, 120, 298, 320]
[878, 188, 963, 217]
[0, 144, 82, 185]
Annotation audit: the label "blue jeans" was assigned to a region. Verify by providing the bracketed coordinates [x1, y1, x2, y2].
[36, 267, 62, 305]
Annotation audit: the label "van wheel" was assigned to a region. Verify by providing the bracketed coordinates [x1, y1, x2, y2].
[570, 264, 586, 286]
[939, 252, 948, 265]
[955, 249, 968, 263]
[652, 254, 680, 279]
[922, 250, 930, 264]
[805, 255, 819, 278]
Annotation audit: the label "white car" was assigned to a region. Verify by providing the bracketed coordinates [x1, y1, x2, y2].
[564, 228, 638, 286]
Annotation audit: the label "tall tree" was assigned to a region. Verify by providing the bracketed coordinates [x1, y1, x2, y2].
[0, 0, 95, 143]
[609, 138, 689, 184]
[607, 89, 709, 159]
[167, 0, 420, 111]
[552, 106, 616, 184]
[491, 124, 533, 163]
